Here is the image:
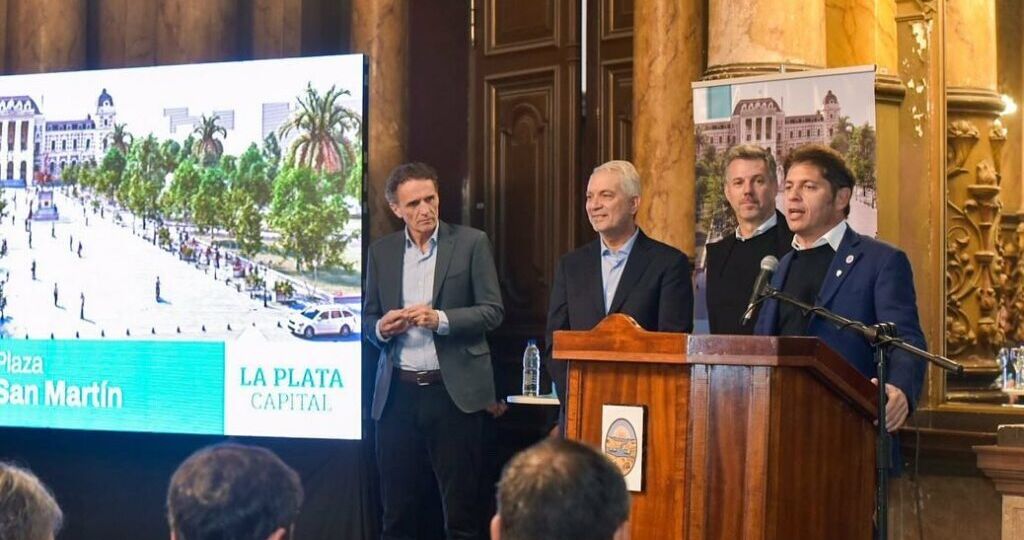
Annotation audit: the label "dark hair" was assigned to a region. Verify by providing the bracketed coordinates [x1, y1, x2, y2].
[385, 162, 439, 204]
[495, 439, 629, 540]
[0, 462, 63, 540]
[783, 143, 856, 216]
[167, 443, 303, 540]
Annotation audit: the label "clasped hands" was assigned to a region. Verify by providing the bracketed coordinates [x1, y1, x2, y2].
[379, 304, 439, 338]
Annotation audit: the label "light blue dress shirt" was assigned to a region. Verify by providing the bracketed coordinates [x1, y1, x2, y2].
[375, 226, 450, 371]
[600, 227, 641, 314]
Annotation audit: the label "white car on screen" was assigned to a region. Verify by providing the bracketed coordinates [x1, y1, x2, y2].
[288, 304, 360, 338]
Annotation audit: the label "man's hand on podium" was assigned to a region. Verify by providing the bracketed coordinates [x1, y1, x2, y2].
[871, 378, 909, 432]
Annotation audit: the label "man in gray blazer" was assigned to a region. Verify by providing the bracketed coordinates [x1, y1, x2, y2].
[363, 162, 504, 540]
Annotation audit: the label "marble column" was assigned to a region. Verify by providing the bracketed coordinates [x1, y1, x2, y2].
[825, 0, 905, 249]
[996, 0, 1022, 214]
[92, 0, 157, 68]
[3, 0, 86, 74]
[157, 0, 242, 65]
[252, 0, 303, 59]
[633, 0, 704, 255]
[826, 0, 898, 74]
[351, 0, 408, 241]
[944, 0, 1008, 397]
[705, 0, 826, 80]
[893, 0, 948, 403]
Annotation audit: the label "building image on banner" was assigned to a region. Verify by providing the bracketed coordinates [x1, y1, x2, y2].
[690, 67, 878, 333]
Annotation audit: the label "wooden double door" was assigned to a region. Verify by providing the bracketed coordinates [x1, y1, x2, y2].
[468, 0, 636, 356]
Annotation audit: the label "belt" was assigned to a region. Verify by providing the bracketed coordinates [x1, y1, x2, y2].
[395, 369, 443, 386]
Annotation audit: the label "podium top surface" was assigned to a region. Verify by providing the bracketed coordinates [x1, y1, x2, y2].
[553, 314, 878, 416]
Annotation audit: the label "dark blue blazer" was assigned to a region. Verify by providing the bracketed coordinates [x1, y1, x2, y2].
[754, 227, 927, 409]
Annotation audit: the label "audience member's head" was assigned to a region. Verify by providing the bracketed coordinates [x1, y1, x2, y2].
[167, 443, 303, 540]
[492, 439, 630, 540]
[0, 462, 63, 540]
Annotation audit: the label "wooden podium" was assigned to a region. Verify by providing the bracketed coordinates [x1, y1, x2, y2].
[553, 314, 878, 540]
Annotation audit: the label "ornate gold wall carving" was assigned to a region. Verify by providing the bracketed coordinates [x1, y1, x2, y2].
[945, 91, 1009, 400]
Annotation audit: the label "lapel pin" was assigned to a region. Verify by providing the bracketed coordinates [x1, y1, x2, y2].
[845, 255, 854, 264]
[836, 269, 843, 277]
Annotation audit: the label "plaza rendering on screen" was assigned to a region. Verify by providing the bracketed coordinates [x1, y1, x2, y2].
[0, 55, 365, 440]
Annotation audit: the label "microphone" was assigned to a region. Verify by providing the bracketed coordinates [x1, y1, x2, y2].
[741, 255, 779, 326]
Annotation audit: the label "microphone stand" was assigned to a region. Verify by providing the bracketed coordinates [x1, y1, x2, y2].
[753, 286, 963, 540]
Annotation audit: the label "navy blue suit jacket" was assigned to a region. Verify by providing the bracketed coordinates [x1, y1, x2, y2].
[546, 229, 694, 400]
[754, 227, 927, 410]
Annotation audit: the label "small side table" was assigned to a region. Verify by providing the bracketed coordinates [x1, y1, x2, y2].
[974, 425, 1024, 539]
[1003, 388, 1024, 405]
[506, 394, 560, 406]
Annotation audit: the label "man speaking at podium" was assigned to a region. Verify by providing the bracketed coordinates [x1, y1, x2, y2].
[546, 160, 694, 409]
[754, 144, 927, 437]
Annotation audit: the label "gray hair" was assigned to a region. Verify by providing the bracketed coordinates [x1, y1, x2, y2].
[592, 160, 641, 198]
[0, 462, 63, 540]
[723, 144, 777, 184]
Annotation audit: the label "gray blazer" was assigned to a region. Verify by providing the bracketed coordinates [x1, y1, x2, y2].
[363, 221, 504, 420]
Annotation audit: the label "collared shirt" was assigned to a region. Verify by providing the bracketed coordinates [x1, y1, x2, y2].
[376, 225, 450, 371]
[600, 227, 641, 314]
[735, 213, 777, 241]
[792, 220, 847, 252]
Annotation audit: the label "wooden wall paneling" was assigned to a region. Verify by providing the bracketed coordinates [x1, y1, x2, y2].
[300, 0, 350, 56]
[471, 0, 580, 340]
[408, 0, 468, 228]
[486, 70, 557, 332]
[584, 0, 634, 245]
[157, 0, 243, 65]
[89, 0, 157, 69]
[252, 0, 303, 59]
[4, 0, 87, 74]
[486, 0, 558, 54]
[603, 60, 633, 162]
[0, 0, 7, 74]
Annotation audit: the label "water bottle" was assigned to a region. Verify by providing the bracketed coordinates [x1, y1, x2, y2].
[1003, 348, 1011, 391]
[1007, 348, 1019, 390]
[522, 339, 540, 397]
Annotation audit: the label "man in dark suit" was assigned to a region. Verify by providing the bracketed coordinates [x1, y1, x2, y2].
[754, 144, 926, 436]
[363, 162, 504, 540]
[705, 144, 793, 334]
[546, 160, 694, 404]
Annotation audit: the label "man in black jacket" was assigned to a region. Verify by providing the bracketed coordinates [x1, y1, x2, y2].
[705, 144, 793, 335]
[546, 160, 694, 404]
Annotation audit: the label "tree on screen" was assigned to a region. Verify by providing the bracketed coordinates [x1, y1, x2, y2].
[106, 123, 133, 155]
[191, 167, 227, 233]
[279, 83, 362, 193]
[269, 166, 353, 281]
[193, 114, 227, 167]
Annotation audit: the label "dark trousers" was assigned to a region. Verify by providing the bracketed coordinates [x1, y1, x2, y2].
[376, 375, 484, 540]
